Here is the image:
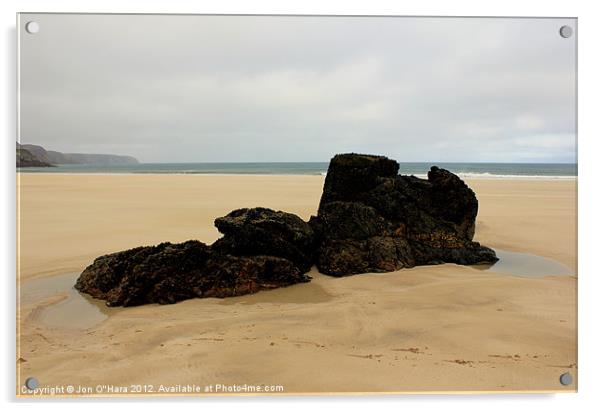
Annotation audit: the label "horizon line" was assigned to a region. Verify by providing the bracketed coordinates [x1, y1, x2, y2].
[130, 160, 578, 165]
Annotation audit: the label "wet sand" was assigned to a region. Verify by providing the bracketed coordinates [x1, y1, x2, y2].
[17, 174, 577, 394]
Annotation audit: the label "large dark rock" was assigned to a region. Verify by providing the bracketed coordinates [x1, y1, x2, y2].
[75, 152, 498, 305]
[75, 240, 310, 307]
[213, 207, 315, 272]
[310, 153, 497, 276]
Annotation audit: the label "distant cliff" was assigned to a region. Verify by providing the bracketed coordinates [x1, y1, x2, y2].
[17, 143, 139, 166]
[16, 146, 54, 167]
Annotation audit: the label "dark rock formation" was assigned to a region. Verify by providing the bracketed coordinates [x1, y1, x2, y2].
[75, 240, 310, 307]
[19, 143, 139, 165]
[16, 146, 53, 167]
[310, 153, 498, 276]
[212, 207, 315, 272]
[75, 152, 497, 305]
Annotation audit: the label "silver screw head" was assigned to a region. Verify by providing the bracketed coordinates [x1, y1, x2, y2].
[559, 25, 573, 38]
[24, 377, 39, 390]
[559, 372, 573, 386]
[25, 21, 40, 34]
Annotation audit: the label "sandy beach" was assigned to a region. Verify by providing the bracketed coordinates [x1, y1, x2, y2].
[16, 174, 577, 394]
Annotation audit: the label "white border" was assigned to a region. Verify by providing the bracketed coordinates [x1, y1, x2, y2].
[3, 0, 601, 409]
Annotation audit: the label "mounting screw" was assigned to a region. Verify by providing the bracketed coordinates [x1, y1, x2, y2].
[559, 372, 573, 386]
[559, 25, 573, 39]
[25, 21, 40, 34]
[24, 377, 39, 390]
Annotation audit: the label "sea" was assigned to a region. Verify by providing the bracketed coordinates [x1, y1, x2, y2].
[17, 162, 577, 179]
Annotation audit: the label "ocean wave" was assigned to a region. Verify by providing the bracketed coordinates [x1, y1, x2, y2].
[455, 172, 576, 180]
[405, 172, 576, 180]
[18, 168, 576, 179]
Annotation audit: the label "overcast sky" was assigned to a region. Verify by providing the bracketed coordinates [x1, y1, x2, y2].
[19, 14, 576, 163]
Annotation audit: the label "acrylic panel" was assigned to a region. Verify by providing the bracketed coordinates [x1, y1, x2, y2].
[17, 13, 577, 396]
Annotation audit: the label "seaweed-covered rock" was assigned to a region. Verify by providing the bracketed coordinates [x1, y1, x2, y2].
[75, 240, 310, 307]
[213, 207, 315, 272]
[311, 153, 497, 276]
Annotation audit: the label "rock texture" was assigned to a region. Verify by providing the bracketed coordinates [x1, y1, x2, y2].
[212, 207, 315, 272]
[310, 154, 498, 276]
[75, 240, 310, 307]
[75, 152, 497, 305]
[16, 146, 53, 167]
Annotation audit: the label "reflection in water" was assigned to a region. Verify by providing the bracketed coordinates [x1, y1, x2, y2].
[475, 249, 574, 277]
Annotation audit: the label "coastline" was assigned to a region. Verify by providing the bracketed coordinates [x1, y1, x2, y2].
[17, 170, 578, 181]
[17, 173, 577, 393]
[16, 160, 577, 180]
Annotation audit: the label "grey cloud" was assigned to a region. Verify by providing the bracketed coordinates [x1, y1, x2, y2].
[19, 14, 576, 163]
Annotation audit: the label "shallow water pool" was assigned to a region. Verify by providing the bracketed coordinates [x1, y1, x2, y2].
[20, 273, 109, 329]
[19, 248, 574, 330]
[474, 249, 574, 277]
